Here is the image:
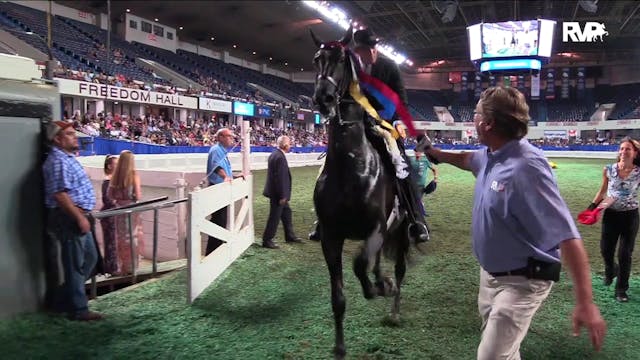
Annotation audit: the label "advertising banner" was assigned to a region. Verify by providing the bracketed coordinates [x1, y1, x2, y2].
[545, 69, 555, 100]
[56, 78, 198, 109]
[489, 75, 497, 87]
[518, 75, 526, 96]
[256, 106, 273, 118]
[561, 67, 570, 99]
[460, 72, 469, 102]
[544, 130, 567, 138]
[531, 74, 540, 100]
[198, 97, 232, 113]
[233, 101, 255, 116]
[576, 67, 585, 99]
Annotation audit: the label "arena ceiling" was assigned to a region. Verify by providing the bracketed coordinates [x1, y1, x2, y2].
[60, 0, 640, 73]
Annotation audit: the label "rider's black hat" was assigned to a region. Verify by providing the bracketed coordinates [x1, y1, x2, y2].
[353, 29, 378, 48]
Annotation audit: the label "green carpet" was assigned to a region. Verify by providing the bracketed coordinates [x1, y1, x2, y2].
[2, 158, 639, 359]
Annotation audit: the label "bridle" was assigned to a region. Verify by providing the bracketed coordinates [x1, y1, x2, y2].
[314, 43, 359, 126]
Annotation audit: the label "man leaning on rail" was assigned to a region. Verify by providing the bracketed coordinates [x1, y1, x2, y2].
[43, 120, 104, 321]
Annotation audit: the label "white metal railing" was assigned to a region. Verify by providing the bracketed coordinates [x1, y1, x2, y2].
[89, 196, 186, 293]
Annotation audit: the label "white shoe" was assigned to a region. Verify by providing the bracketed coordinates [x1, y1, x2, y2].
[391, 153, 409, 179]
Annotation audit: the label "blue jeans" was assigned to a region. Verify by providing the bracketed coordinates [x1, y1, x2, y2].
[47, 210, 98, 316]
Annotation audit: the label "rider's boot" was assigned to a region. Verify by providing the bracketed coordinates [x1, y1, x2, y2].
[392, 153, 429, 243]
[398, 177, 430, 243]
[308, 221, 320, 241]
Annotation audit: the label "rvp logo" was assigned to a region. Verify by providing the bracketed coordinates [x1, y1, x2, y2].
[563, 22, 609, 42]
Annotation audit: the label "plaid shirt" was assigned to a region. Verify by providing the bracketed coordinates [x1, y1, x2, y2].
[43, 146, 96, 211]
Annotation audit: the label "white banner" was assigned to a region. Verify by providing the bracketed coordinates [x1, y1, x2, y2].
[544, 130, 567, 138]
[531, 74, 540, 99]
[55, 78, 198, 109]
[198, 97, 232, 113]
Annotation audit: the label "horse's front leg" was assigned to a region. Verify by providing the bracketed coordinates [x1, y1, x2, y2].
[390, 243, 407, 324]
[321, 227, 347, 359]
[353, 223, 384, 299]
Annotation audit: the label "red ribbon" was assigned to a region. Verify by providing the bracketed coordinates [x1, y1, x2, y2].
[357, 71, 417, 137]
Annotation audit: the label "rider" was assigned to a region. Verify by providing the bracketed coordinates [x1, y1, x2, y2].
[309, 28, 429, 243]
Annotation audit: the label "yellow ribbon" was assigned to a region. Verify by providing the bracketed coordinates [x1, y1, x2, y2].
[349, 81, 399, 139]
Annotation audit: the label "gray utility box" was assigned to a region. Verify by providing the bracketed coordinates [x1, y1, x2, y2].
[0, 54, 60, 317]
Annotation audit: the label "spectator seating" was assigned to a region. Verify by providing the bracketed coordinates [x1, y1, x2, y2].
[597, 83, 640, 120]
[3, 1, 640, 122]
[407, 89, 447, 120]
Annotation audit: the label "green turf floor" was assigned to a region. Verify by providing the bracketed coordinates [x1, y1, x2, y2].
[2, 158, 639, 359]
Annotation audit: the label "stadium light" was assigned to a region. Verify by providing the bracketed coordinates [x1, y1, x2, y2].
[302, 0, 413, 67]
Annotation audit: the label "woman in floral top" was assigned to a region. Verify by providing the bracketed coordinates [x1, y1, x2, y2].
[592, 137, 640, 302]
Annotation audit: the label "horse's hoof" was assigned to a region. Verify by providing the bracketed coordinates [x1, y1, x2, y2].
[381, 313, 401, 327]
[374, 276, 397, 296]
[333, 346, 346, 360]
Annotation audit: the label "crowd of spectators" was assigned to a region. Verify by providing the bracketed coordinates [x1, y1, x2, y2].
[71, 107, 626, 150]
[68, 110, 328, 148]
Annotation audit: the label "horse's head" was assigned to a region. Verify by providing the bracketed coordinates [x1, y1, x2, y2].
[311, 26, 353, 119]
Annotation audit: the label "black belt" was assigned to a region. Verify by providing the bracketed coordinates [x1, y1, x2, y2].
[489, 267, 528, 277]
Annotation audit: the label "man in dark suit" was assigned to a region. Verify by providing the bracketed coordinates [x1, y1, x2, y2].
[262, 135, 303, 249]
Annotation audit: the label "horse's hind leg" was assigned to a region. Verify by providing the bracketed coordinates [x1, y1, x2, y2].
[321, 232, 347, 359]
[353, 224, 384, 299]
[373, 251, 397, 297]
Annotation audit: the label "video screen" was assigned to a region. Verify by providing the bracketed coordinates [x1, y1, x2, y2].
[481, 20, 539, 58]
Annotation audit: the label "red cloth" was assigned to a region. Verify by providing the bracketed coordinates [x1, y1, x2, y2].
[577, 208, 603, 225]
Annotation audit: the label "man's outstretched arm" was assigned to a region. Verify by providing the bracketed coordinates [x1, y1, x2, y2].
[416, 135, 473, 171]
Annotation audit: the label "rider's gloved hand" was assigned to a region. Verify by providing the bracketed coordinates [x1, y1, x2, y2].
[415, 135, 432, 152]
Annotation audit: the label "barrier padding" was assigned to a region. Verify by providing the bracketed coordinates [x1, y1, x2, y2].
[78, 137, 620, 156]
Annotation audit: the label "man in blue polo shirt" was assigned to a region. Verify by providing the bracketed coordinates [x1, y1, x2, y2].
[43, 120, 102, 321]
[421, 87, 606, 358]
[205, 127, 236, 254]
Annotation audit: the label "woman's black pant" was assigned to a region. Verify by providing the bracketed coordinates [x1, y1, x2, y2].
[601, 208, 639, 293]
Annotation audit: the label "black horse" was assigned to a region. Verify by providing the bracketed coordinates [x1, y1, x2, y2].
[311, 27, 412, 359]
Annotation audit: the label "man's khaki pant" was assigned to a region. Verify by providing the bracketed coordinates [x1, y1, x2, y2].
[477, 268, 553, 360]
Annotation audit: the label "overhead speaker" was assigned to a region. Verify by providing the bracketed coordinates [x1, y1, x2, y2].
[432, 0, 458, 23]
[441, 2, 458, 23]
[578, 0, 598, 13]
